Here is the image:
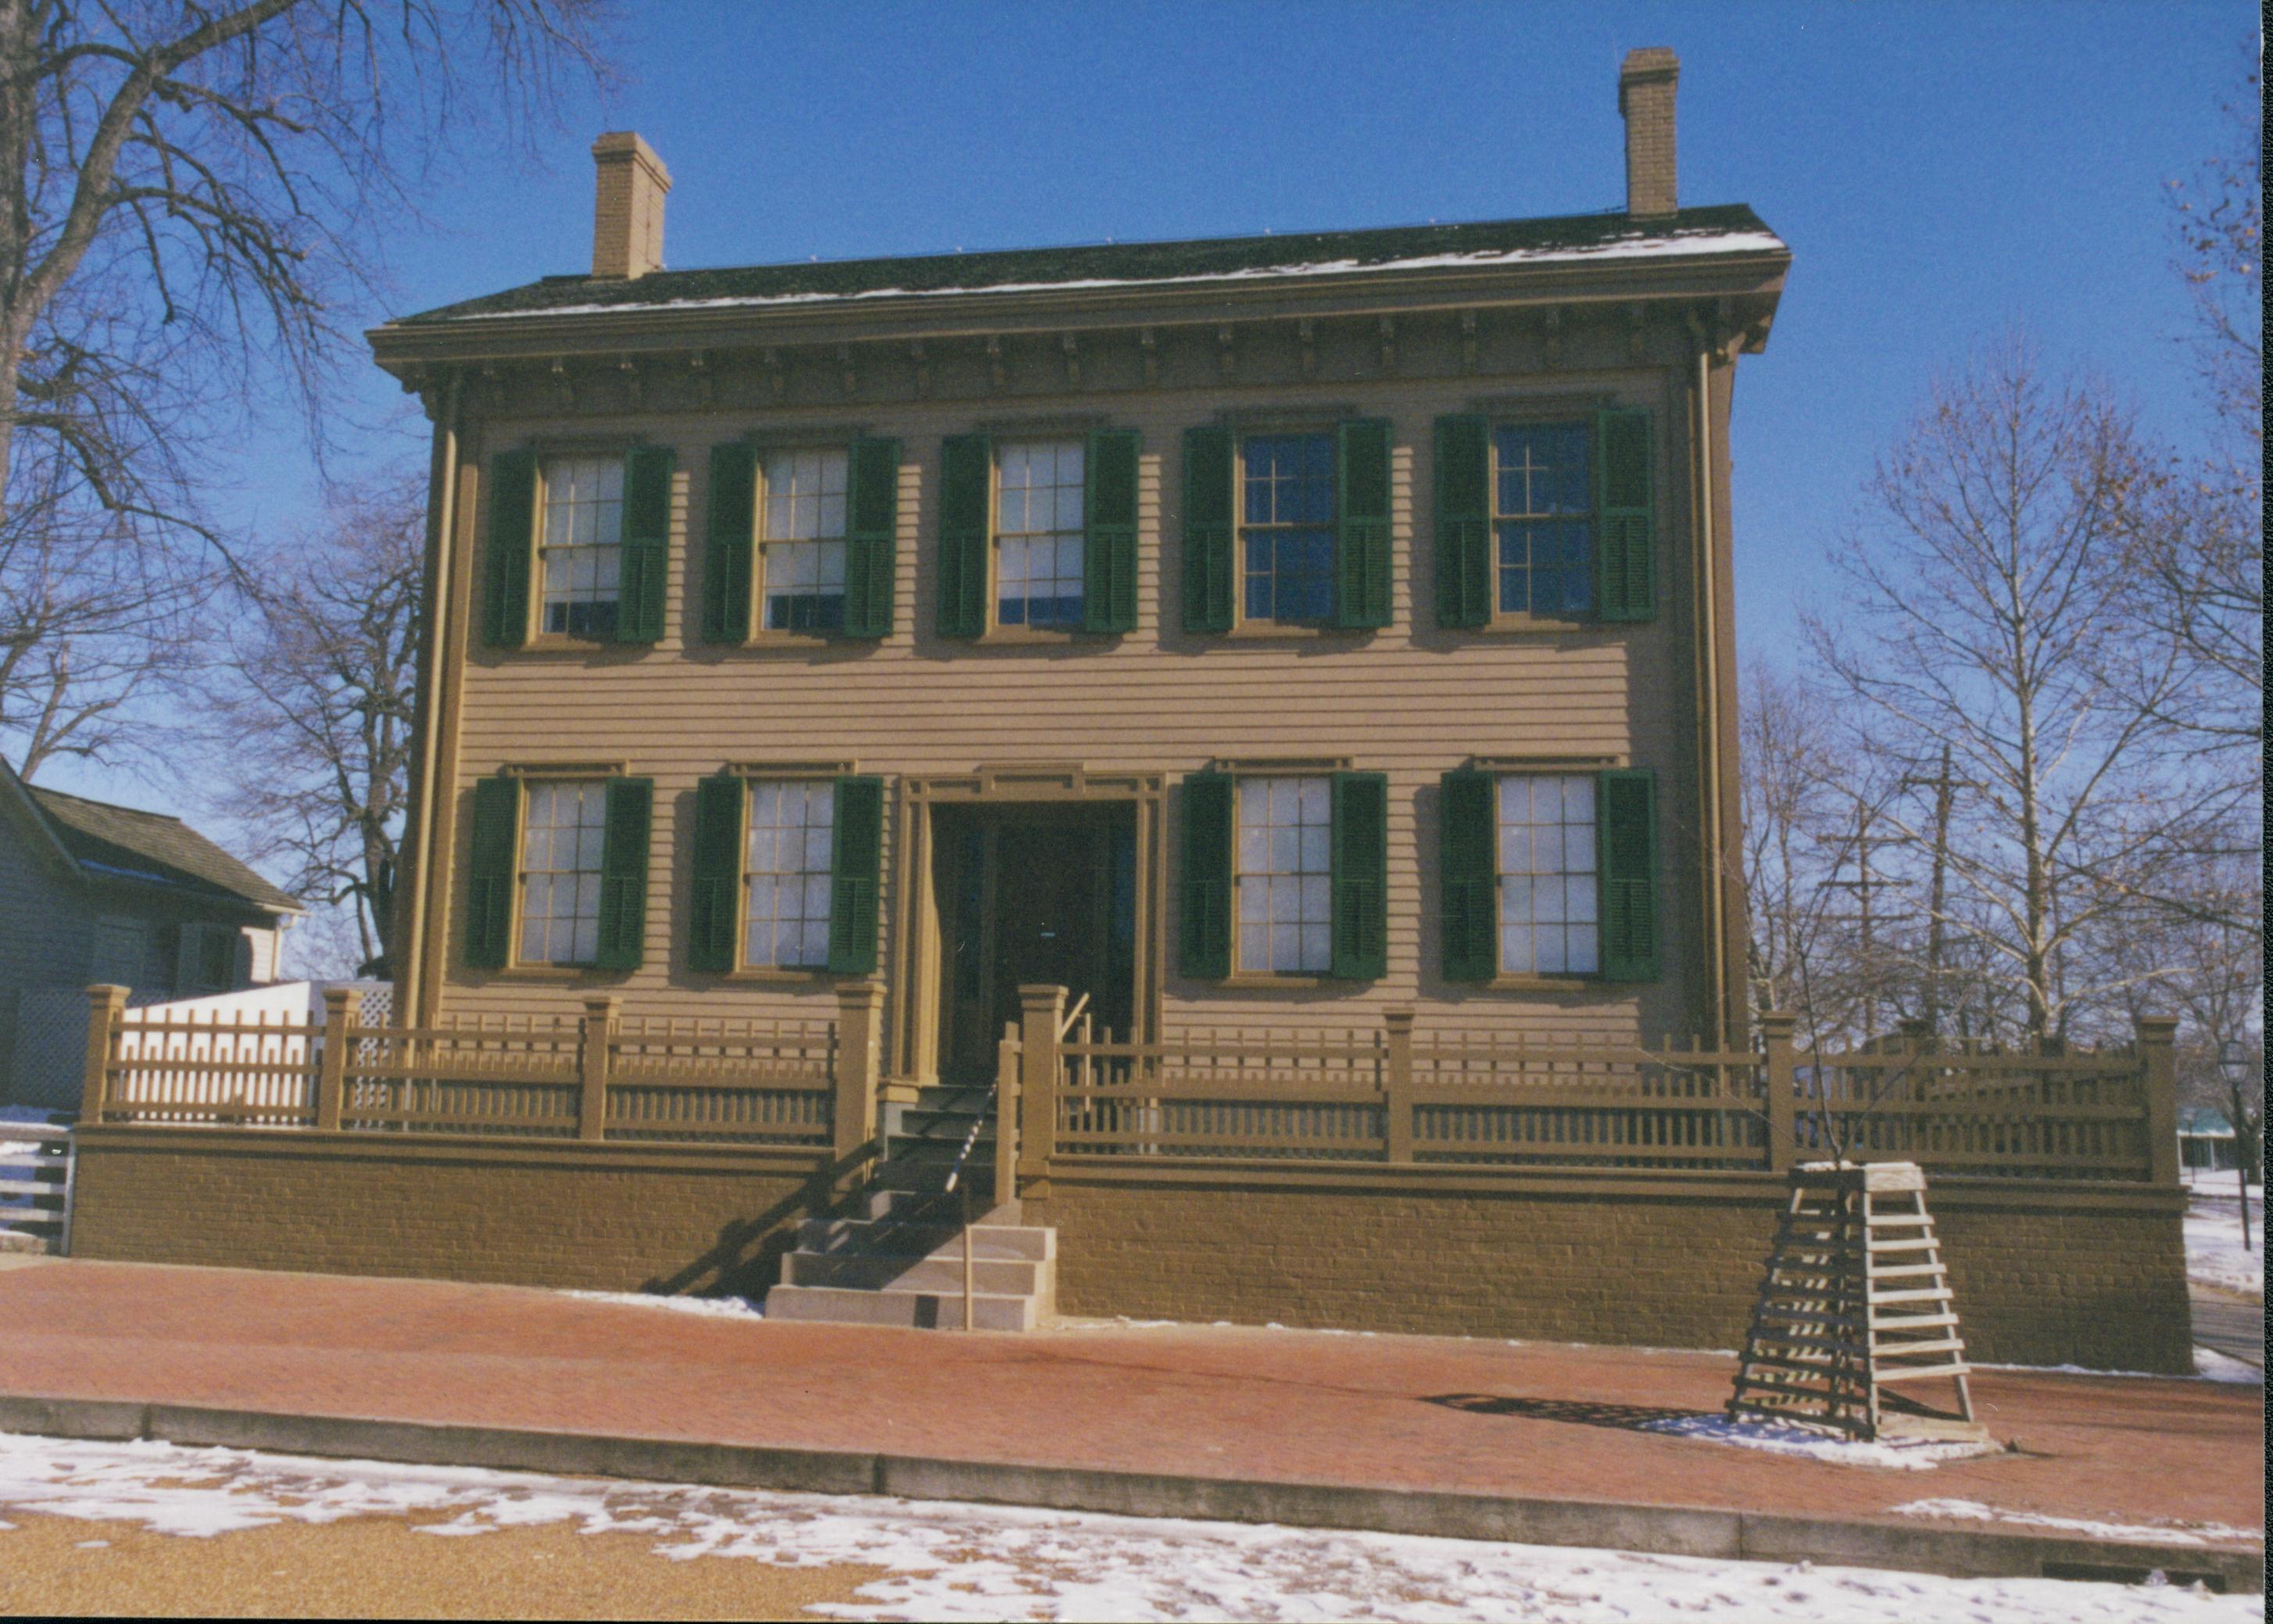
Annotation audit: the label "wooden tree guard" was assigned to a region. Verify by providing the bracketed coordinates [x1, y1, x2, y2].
[1727, 1161, 1990, 1443]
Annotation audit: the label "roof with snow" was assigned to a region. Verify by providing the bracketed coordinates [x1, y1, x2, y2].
[402, 203, 1784, 324]
[13, 777, 301, 914]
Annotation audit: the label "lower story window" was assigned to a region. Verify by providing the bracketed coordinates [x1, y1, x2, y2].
[745, 779, 835, 968]
[517, 781, 607, 965]
[1498, 774, 1598, 974]
[1236, 774, 1331, 972]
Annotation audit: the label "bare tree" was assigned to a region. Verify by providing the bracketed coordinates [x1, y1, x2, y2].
[207, 475, 420, 976]
[0, 0, 609, 774]
[1807, 335, 2212, 1043]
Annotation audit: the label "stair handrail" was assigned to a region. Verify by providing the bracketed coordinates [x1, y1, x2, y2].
[938, 1076, 999, 1332]
[1057, 992, 1091, 1041]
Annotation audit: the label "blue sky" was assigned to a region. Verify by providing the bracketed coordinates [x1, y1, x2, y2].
[48, 1, 2255, 807]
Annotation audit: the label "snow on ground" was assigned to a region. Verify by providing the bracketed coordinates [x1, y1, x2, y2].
[1637, 1415, 1999, 1469]
[2191, 1347, 2259, 1383]
[2184, 1190, 2264, 1299]
[558, 1289, 765, 1320]
[0, 1431, 2253, 1623]
[1889, 1499, 2260, 1549]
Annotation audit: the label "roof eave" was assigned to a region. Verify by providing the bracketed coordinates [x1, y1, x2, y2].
[368, 246, 1790, 377]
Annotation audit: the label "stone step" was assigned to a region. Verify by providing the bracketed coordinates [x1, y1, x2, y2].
[764, 1282, 1037, 1332]
[874, 1158, 1000, 1196]
[847, 1188, 1022, 1225]
[800, 1215, 1052, 1261]
[784, 1250, 1043, 1295]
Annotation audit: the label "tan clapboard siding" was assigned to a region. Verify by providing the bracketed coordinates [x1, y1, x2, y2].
[438, 368, 1705, 1047]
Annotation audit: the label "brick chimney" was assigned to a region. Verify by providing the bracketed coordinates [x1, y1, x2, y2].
[590, 131, 671, 279]
[1619, 48, 1679, 219]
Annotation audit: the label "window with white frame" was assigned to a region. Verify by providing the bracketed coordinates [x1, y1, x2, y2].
[1235, 775, 1332, 973]
[1493, 424, 1594, 617]
[1497, 774, 1598, 975]
[744, 779, 835, 968]
[996, 439, 1085, 628]
[517, 781, 608, 965]
[761, 448, 848, 632]
[539, 456, 625, 635]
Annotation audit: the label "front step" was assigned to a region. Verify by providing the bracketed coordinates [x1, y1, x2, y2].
[764, 1282, 1040, 1332]
[800, 1215, 1051, 1260]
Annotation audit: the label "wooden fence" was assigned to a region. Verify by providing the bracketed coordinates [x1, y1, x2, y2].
[76, 980, 2180, 1187]
[996, 993, 2181, 1186]
[78, 982, 883, 1166]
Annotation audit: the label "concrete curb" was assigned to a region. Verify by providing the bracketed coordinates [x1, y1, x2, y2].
[0, 1394, 2257, 1593]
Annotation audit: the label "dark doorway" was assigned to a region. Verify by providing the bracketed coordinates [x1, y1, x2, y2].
[934, 803, 1136, 1083]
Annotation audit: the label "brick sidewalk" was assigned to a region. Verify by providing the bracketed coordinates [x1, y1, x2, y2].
[0, 1257, 2258, 1547]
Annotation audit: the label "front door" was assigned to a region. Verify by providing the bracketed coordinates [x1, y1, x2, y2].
[936, 804, 1134, 1082]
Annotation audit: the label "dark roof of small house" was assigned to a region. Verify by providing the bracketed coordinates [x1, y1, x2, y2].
[24, 785, 301, 913]
[401, 203, 1784, 324]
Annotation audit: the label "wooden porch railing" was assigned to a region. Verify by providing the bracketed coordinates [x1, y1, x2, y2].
[80, 982, 884, 1164]
[995, 987, 2179, 1187]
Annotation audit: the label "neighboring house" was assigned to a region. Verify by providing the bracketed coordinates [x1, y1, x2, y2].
[0, 756, 302, 1107]
[368, 47, 1787, 1074]
[2179, 1106, 2242, 1175]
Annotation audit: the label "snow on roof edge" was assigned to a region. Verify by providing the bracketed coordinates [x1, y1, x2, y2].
[437, 228, 1791, 324]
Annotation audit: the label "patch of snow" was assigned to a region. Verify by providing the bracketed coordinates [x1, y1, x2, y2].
[2184, 1198, 2264, 1299]
[1641, 1415, 2000, 1469]
[447, 230, 1792, 322]
[2192, 1347, 2260, 1384]
[0, 1431, 2254, 1622]
[557, 1290, 764, 1320]
[1892, 1498, 2260, 1548]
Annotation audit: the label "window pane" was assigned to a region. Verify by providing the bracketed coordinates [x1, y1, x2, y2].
[517, 781, 609, 965]
[744, 778, 837, 968]
[1492, 424, 1594, 618]
[1233, 775, 1332, 972]
[1240, 434, 1337, 624]
[538, 456, 627, 635]
[1494, 773, 1601, 975]
[996, 439, 1086, 629]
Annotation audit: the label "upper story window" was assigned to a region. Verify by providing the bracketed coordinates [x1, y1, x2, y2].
[1496, 774, 1598, 975]
[539, 457, 625, 637]
[1493, 424, 1594, 617]
[744, 779, 835, 969]
[760, 448, 849, 633]
[517, 780, 608, 966]
[1240, 434, 1337, 624]
[996, 440, 1086, 629]
[1236, 774, 1333, 973]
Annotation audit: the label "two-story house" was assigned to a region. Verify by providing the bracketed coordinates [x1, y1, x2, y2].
[370, 50, 1784, 1107]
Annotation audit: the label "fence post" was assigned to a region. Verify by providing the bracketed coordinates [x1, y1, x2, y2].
[81, 985, 127, 1124]
[1018, 984, 1065, 1195]
[315, 986, 359, 1132]
[2135, 1014, 2181, 1186]
[994, 1026, 1022, 1204]
[833, 981, 883, 1173]
[578, 995, 617, 1143]
[1759, 1011, 1798, 1173]
[1383, 1009, 1415, 1163]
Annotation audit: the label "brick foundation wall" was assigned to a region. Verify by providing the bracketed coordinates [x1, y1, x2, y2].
[70, 1128, 833, 1297]
[1025, 1169, 2193, 1373]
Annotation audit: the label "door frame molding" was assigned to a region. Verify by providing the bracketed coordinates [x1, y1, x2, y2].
[889, 765, 1165, 1093]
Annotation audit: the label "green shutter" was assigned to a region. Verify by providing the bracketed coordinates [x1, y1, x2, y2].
[1334, 419, 1393, 629]
[843, 438, 900, 639]
[1433, 415, 1491, 629]
[1329, 771, 1388, 980]
[1178, 770, 1233, 978]
[826, 775, 884, 975]
[593, 778, 653, 969]
[1440, 768, 1498, 982]
[1595, 409, 1656, 622]
[703, 442, 757, 642]
[617, 447, 674, 642]
[1181, 426, 1234, 634]
[1084, 427, 1140, 635]
[481, 449, 537, 649]
[1598, 768, 1659, 980]
[464, 774, 521, 969]
[688, 774, 746, 972]
[937, 433, 991, 639]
